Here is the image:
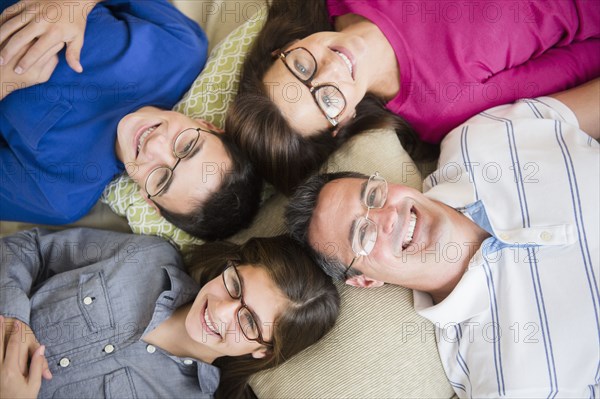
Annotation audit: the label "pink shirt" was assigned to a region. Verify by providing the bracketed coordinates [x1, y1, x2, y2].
[327, 0, 600, 143]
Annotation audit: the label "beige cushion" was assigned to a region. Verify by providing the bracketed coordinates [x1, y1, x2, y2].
[252, 283, 453, 399]
[172, 0, 268, 54]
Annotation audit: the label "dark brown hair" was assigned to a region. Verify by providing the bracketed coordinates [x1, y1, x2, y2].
[286, 171, 367, 280]
[186, 235, 340, 399]
[155, 132, 262, 241]
[226, 0, 437, 195]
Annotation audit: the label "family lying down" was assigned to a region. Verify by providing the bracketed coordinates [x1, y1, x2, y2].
[1, 0, 599, 398]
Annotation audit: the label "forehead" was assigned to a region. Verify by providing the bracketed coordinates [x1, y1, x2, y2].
[154, 133, 232, 214]
[308, 178, 365, 259]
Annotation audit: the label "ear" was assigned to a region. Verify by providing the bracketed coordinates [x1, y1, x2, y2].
[139, 188, 161, 215]
[345, 274, 384, 288]
[251, 347, 270, 359]
[195, 119, 223, 133]
[330, 112, 356, 137]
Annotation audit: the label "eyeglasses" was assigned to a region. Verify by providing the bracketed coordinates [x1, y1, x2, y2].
[222, 260, 272, 347]
[275, 47, 347, 127]
[145, 127, 209, 199]
[344, 172, 388, 277]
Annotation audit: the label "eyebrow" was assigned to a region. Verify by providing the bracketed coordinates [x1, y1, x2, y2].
[160, 139, 205, 196]
[347, 180, 369, 245]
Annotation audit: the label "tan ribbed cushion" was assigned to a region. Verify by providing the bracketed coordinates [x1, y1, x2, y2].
[252, 283, 453, 398]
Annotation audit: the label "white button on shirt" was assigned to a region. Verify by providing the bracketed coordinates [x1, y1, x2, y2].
[59, 358, 70, 368]
[83, 296, 93, 305]
[104, 344, 115, 354]
[146, 344, 156, 354]
[183, 359, 193, 366]
[540, 231, 553, 241]
[419, 98, 600, 397]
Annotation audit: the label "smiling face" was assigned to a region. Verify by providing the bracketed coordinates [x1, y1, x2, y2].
[263, 31, 370, 137]
[115, 107, 232, 215]
[307, 178, 486, 292]
[185, 265, 289, 360]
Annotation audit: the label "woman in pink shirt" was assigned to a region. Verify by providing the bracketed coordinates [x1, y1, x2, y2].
[227, 0, 599, 194]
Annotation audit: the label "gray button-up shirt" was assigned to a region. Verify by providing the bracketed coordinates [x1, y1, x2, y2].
[0, 228, 220, 398]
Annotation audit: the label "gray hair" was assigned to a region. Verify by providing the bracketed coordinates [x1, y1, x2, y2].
[285, 172, 368, 281]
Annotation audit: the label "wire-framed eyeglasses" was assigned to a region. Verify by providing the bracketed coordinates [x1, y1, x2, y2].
[343, 172, 388, 277]
[145, 127, 212, 199]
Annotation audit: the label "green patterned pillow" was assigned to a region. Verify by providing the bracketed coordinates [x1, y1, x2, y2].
[101, 12, 266, 251]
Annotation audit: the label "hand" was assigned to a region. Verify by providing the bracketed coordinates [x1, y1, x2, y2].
[0, 317, 48, 399]
[0, 316, 52, 384]
[0, 0, 101, 75]
[0, 38, 61, 100]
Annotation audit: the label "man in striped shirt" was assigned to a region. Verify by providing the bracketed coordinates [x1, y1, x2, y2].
[286, 79, 599, 397]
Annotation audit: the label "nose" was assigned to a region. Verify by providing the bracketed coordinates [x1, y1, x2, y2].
[142, 131, 174, 165]
[213, 296, 241, 330]
[369, 206, 398, 235]
[313, 49, 343, 84]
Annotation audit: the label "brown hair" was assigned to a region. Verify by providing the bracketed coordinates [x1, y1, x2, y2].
[226, 0, 437, 195]
[186, 235, 340, 399]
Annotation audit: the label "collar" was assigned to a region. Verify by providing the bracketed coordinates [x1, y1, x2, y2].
[414, 248, 490, 326]
[141, 266, 221, 393]
[142, 265, 199, 336]
[196, 361, 220, 394]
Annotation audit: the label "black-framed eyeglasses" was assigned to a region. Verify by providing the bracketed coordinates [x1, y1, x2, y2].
[275, 47, 347, 127]
[343, 172, 388, 277]
[145, 127, 210, 199]
[222, 260, 272, 347]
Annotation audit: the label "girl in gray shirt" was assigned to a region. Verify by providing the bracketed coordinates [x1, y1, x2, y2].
[0, 228, 339, 398]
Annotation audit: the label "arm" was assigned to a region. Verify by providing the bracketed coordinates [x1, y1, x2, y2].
[0, 317, 47, 399]
[0, 0, 102, 74]
[0, 229, 117, 384]
[0, 228, 143, 323]
[0, 38, 61, 100]
[549, 78, 600, 139]
[418, 39, 600, 142]
[0, 146, 85, 224]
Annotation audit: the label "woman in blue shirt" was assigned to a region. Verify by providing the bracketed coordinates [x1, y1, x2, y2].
[0, 229, 340, 398]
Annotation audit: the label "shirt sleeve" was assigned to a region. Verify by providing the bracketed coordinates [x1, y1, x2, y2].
[0, 228, 167, 325]
[421, 39, 600, 142]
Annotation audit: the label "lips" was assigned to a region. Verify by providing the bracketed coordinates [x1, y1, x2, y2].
[201, 301, 221, 338]
[133, 123, 161, 159]
[331, 46, 355, 80]
[393, 207, 419, 257]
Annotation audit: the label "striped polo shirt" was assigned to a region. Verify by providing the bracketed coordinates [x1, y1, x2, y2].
[416, 97, 599, 397]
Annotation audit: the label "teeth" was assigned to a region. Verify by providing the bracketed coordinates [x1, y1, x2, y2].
[402, 211, 417, 249]
[334, 50, 353, 76]
[137, 125, 158, 153]
[204, 308, 219, 336]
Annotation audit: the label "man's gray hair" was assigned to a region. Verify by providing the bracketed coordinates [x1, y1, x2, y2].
[286, 171, 368, 281]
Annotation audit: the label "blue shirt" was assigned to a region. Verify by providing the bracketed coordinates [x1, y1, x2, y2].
[0, 228, 220, 398]
[0, 0, 207, 224]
